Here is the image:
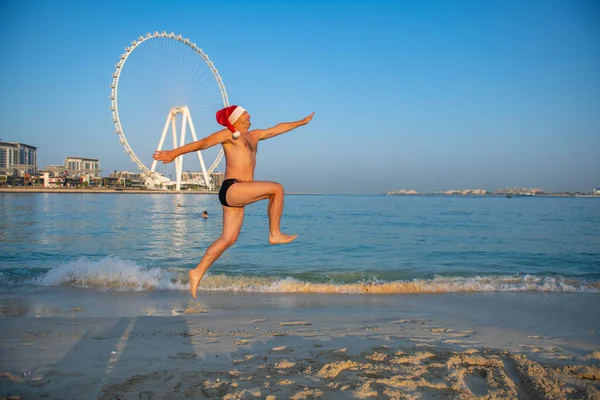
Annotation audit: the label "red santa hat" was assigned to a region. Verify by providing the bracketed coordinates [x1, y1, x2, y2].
[216, 105, 246, 139]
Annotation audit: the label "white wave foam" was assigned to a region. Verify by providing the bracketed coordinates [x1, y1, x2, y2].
[220, 274, 600, 294]
[30, 256, 187, 291]
[26, 257, 599, 294]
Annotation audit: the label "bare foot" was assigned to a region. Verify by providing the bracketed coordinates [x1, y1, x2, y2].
[269, 233, 298, 245]
[188, 269, 201, 298]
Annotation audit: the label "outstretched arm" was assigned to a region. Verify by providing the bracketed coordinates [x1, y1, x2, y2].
[152, 129, 230, 164]
[255, 112, 315, 141]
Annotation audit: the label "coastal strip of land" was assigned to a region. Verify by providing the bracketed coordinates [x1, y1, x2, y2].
[0, 188, 324, 195]
[0, 188, 218, 194]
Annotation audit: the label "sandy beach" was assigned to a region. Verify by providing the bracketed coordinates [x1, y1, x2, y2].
[1, 289, 599, 399]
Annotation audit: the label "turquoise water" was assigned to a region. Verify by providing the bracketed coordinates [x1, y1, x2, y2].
[1, 193, 599, 293]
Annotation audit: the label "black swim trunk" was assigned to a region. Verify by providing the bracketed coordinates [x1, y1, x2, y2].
[219, 178, 238, 207]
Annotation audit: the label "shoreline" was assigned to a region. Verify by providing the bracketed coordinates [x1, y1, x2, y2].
[0, 187, 597, 197]
[1, 289, 599, 399]
[0, 187, 219, 194]
[0, 188, 323, 195]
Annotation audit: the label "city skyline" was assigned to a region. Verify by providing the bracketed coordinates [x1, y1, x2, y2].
[1, 0, 598, 194]
[2, 139, 599, 194]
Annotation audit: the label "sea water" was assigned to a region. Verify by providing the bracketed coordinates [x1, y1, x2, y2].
[1, 193, 599, 294]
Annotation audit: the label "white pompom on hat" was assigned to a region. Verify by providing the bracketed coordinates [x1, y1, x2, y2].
[216, 105, 247, 139]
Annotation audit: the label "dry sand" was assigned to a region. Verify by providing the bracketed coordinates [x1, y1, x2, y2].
[1, 289, 599, 399]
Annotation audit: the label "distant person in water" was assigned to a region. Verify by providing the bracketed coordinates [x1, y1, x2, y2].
[153, 105, 314, 297]
[202, 211, 208, 219]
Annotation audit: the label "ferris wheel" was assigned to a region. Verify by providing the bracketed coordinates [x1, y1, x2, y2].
[110, 31, 229, 189]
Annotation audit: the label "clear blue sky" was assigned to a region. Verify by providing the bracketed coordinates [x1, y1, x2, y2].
[1, 0, 598, 193]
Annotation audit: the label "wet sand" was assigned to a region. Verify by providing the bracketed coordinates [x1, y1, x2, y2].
[1, 289, 599, 399]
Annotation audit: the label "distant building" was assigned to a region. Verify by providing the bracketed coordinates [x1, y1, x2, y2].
[0, 141, 37, 176]
[106, 171, 145, 188]
[386, 189, 418, 195]
[109, 170, 144, 180]
[593, 188, 600, 195]
[470, 189, 487, 195]
[494, 187, 544, 196]
[181, 171, 225, 188]
[39, 164, 69, 178]
[64, 156, 101, 177]
[210, 171, 225, 189]
[443, 189, 487, 195]
[109, 170, 224, 189]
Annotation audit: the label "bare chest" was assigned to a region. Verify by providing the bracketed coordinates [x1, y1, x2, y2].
[241, 136, 257, 154]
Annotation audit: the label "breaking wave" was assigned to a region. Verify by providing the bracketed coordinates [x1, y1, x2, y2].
[5, 256, 598, 294]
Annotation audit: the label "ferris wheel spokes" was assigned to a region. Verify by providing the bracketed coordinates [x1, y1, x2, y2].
[111, 32, 229, 190]
[150, 106, 212, 191]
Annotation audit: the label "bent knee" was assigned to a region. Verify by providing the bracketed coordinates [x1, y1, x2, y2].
[221, 235, 239, 247]
[271, 182, 284, 195]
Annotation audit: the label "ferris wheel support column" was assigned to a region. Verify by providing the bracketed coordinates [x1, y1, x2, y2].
[150, 112, 175, 174]
[185, 107, 212, 190]
[175, 110, 189, 191]
[171, 113, 179, 189]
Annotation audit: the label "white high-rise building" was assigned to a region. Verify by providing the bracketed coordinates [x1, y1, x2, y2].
[0, 141, 37, 176]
